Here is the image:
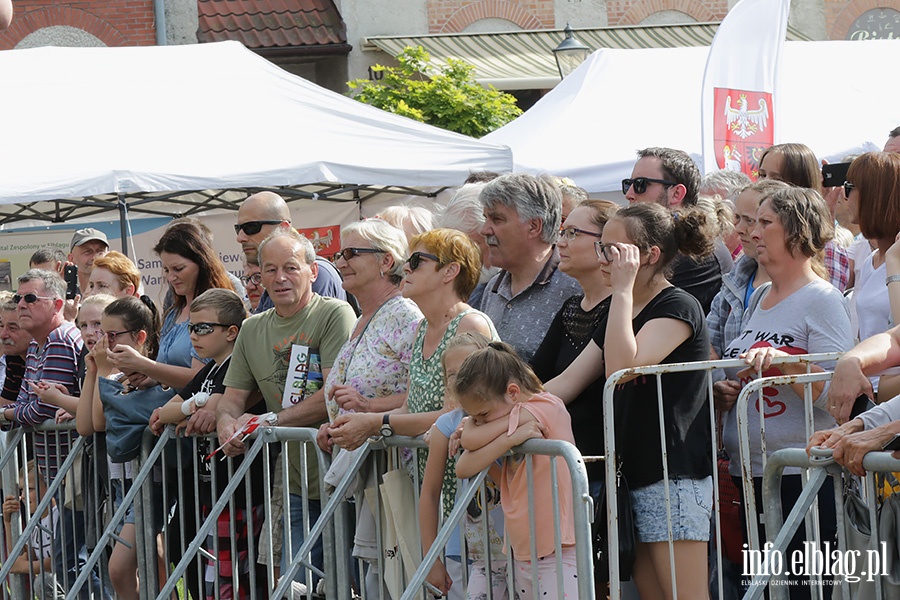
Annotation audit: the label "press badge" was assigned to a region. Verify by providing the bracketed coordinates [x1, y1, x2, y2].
[282, 344, 323, 409]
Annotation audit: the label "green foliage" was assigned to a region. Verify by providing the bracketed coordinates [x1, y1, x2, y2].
[347, 46, 522, 137]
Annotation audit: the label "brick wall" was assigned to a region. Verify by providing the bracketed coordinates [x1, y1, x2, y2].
[429, 0, 552, 33]
[828, 0, 900, 39]
[0, 0, 156, 50]
[608, 0, 729, 25]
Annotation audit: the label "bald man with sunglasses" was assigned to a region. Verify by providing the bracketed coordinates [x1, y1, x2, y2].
[623, 147, 732, 313]
[235, 192, 347, 313]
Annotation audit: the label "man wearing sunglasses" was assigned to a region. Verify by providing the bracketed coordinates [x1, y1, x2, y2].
[235, 192, 346, 313]
[624, 147, 731, 313]
[477, 173, 582, 363]
[0, 270, 108, 598]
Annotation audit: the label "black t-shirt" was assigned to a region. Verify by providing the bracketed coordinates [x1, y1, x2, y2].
[531, 294, 609, 481]
[184, 358, 267, 508]
[669, 252, 724, 315]
[591, 287, 712, 488]
[1, 355, 25, 402]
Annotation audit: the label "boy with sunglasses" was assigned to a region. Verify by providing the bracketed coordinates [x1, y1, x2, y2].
[150, 288, 269, 599]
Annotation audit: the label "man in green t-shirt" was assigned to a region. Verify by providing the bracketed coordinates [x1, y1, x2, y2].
[216, 227, 355, 583]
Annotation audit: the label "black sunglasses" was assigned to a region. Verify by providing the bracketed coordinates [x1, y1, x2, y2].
[594, 241, 614, 262]
[560, 226, 602, 241]
[843, 182, 855, 199]
[406, 251, 440, 271]
[234, 220, 283, 236]
[240, 273, 262, 286]
[13, 293, 54, 304]
[333, 247, 383, 262]
[188, 322, 231, 336]
[621, 177, 677, 195]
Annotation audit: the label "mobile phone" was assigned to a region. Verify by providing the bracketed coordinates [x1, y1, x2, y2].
[63, 265, 78, 300]
[850, 394, 874, 420]
[882, 433, 900, 452]
[822, 162, 851, 188]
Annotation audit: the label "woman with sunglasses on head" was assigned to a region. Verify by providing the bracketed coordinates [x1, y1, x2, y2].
[328, 227, 496, 452]
[107, 221, 235, 391]
[531, 200, 617, 488]
[717, 186, 852, 599]
[543, 202, 717, 598]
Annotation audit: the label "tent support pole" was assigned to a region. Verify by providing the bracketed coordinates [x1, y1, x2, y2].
[118, 194, 130, 257]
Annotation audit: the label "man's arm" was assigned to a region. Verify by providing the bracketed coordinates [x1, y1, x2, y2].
[215, 386, 255, 456]
[274, 368, 331, 427]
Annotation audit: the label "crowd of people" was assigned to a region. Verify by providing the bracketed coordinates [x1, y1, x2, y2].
[0, 127, 899, 599]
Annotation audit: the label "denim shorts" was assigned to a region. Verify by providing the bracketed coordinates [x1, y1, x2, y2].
[111, 478, 166, 533]
[630, 476, 712, 543]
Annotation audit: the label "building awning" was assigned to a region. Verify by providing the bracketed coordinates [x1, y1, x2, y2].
[366, 23, 811, 90]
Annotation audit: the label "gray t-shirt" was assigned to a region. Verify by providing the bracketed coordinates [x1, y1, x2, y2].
[478, 248, 582, 364]
[721, 279, 852, 476]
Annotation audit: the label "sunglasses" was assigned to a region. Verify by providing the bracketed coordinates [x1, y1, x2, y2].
[188, 322, 231, 336]
[560, 226, 602, 241]
[843, 182, 855, 199]
[13, 293, 54, 304]
[103, 330, 137, 345]
[233, 220, 283, 236]
[406, 251, 441, 271]
[594, 241, 614, 262]
[240, 273, 262, 286]
[621, 177, 677, 195]
[333, 247, 383, 262]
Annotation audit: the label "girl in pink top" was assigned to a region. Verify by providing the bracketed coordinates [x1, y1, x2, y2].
[455, 341, 577, 599]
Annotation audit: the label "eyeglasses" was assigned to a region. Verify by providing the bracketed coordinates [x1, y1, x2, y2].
[560, 227, 603, 241]
[103, 330, 137, 345]
[13, 293, 54, 304]
[240, 273, 262, 286]
[621, 177, 676, 195]
[406, 251, 441, 271]
[843, 182, 855, 199]
[594, 241, 614, 262]
[188, 322, 230, 336]
[233, 220, 283, 236]
[333, 247, 383, 262]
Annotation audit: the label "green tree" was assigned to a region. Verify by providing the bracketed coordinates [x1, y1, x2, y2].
[347, 46, 522, 137]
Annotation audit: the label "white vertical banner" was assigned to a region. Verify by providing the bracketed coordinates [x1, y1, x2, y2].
[700, 0, 790, 178]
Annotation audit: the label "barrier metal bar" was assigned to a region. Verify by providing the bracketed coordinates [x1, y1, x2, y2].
[0, 430, 88, 585]
[602, 353, 842, 600]
[0, 428, 26, 599]
[735, 371, 834, 553]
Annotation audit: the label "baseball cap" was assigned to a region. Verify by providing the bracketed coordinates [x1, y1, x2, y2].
[70, 228, 109, 252]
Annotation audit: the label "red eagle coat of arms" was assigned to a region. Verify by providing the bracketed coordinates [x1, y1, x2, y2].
[713, 88, 774, 179]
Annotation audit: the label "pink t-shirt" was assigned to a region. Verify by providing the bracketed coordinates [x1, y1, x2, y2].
[500, 391, 576, 559]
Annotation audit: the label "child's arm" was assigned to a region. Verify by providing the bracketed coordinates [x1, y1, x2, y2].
[459, 415, 511, 451]
[418, 429, 453, 596]
[456, 411, 545, 478]
[28, 381, 79, 415]
[156, 393, 188, 425]
[76, 360, 98, 436]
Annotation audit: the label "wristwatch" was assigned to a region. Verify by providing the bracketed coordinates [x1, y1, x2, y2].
[379, 414, 394, 438]
[264, 412, 279, 427]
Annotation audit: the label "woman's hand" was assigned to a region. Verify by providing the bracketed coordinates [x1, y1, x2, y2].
[425, 560, 452, 597]
[106, 343, 150, 380]
[828, 357, 874, 425]
[831, 423, 900, 477]
[713, 379, 742, 412]
[328, 413, 378, 451]
[806, 419, 864, 455]
[737, 346, 790, 378]
[316, 423, 334, 453]
[607, 243, 642, 293]
[885, 231, 900, 273]
[331, 385, 371, 413]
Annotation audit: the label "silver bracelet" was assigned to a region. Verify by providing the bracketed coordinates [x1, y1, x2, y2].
[887, 274, 900, 286]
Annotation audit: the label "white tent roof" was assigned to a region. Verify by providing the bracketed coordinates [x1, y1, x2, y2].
[0, 41, 512, 209]
[484, 40, 899, 193]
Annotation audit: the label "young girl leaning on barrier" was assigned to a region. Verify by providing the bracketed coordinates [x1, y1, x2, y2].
[75, 296, 166, 600]
[455, 341, 577, 600]
[419, 332, 507, 600]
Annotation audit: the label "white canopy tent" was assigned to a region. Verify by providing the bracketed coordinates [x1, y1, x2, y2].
[484, 40, 899, 193]
[0, 41, 512, 226]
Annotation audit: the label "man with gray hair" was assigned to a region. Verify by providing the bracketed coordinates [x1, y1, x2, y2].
[0, 297, 31, 405]
[235, 191, 346, 312]
[699, 169, 752, 201]
[477, 173, 582, 363]
[216, 227, 355, 586]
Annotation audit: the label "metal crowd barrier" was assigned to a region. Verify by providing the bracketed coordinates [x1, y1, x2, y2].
[746, 447, 900, 600]
[602, 353, 843, 600]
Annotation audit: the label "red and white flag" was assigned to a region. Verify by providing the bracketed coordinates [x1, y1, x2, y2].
[701, 0, 790, 179]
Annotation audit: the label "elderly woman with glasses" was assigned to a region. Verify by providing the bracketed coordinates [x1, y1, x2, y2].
[240, 258, 263, 312]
